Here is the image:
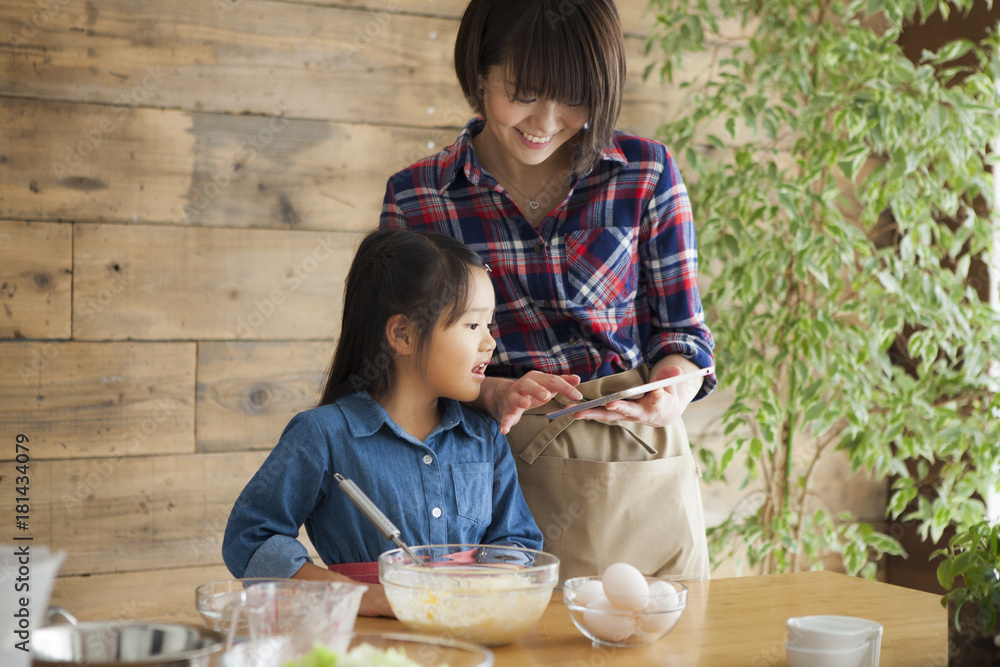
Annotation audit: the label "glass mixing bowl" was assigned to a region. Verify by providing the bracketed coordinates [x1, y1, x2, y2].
[378, 544, 559, 646]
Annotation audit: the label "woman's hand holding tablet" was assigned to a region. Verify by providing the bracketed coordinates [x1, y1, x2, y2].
[545, 366, 715, 420]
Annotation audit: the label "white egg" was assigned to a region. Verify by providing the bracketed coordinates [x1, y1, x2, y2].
[601, 562, 649, 611]
[647, 580, 680, 610]
[636, 580, 683, 635]
[637, 608, 683, 636]
[572, 578, 607, 607]
[582, 597, 637, 643]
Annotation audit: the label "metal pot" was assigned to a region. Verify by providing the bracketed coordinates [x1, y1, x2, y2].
[31, 621, 224, 667]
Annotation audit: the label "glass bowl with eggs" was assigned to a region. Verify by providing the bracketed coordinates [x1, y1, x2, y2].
[378, 544, 559, 646]
[563, 562, 687, 648]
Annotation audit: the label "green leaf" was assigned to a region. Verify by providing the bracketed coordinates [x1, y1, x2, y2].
[803, 401, 826, 423]
[868, 533, 906, 557]
[877, 271, 902, 294]
[929, 39, 975, 66]
[719, 446, 736, 472]
[843, 542, 866, 576]
[918, 0, 938, 22]
[724, 233, 740, 258]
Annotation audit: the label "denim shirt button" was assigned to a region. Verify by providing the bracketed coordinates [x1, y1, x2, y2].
[422, 454, 433, 465]
[431, 507, 442, 518]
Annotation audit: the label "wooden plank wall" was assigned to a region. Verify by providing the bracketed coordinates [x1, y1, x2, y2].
[0, 0, 773, 621]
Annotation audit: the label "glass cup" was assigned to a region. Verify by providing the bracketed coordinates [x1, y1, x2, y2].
[224, 580, 367, 651]
[195, 578, 286, 637]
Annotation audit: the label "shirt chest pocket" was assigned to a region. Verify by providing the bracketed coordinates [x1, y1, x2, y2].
[561, 228, 637, 310]
[450, 462, 492, 524]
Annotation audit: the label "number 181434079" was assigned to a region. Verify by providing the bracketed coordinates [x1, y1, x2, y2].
[14, 434, 30, 535]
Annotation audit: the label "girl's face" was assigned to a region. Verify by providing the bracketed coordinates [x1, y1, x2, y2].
[422, 268, 497, 403]
[478, 66, 590, 168]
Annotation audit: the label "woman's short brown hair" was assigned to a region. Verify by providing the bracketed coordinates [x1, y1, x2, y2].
[454, 0, 626, 176]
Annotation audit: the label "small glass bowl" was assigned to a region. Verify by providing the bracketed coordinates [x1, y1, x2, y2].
[563, 575, 687, 648]
[194, 578, 287, 635]
[379, 544, 559, 646]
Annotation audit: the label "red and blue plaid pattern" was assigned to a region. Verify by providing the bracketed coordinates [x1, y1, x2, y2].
[381, 119, 716, 399]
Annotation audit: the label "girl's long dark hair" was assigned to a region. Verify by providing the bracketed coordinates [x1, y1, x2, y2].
[318, 228, 486, 406]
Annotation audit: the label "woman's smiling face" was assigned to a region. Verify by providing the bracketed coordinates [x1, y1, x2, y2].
[478, 66, 590, 167]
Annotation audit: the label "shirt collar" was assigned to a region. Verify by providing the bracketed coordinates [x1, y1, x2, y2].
[440, 117, 629, 194]
[599, 137, 628, 169]
[439, 118, 485, 194]
[338, 391, 483, 443]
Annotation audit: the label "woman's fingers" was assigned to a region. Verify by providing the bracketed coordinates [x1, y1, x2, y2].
[506, 372, 581, 406]
[520, 371, 583, 400]
[494, 372, 582, 433]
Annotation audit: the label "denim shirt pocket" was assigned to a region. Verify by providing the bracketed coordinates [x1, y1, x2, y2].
[451, 462, 492, 524]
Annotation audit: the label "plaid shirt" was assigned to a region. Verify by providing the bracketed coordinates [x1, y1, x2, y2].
[381, 118, 716, 399]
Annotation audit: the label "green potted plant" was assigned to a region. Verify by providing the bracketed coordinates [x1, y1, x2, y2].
[644, 0, 1000, 577]
[933, 520, 1000, 665]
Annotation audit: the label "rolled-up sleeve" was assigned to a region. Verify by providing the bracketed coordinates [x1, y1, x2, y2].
[243, 535, 311, 578]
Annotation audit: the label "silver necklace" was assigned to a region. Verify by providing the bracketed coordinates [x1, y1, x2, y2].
[485, 159, 559, 211]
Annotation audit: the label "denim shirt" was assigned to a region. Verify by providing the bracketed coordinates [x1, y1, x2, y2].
[222, 392, 543, 578]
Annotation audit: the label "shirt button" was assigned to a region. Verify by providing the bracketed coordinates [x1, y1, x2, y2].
[569, 336, 579, 346]
[534, 242, 543, 255]
[432, 507, 442, 518]
[422, 454, 433, 465]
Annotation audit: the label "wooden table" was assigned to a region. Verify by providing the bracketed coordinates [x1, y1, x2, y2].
[53, 569, 946, 666]
[355, 571, 946, 666]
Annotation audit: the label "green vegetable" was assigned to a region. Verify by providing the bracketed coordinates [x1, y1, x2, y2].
[282, 644, 339, 667]
[282, 643, 448, 667]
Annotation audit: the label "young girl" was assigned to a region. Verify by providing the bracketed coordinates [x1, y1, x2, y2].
[222, 228, 544, 617]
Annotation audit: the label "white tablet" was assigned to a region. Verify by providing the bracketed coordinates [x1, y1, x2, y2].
[545, 366, 715, 420]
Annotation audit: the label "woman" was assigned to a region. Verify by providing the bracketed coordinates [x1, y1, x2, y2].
[380, 0, 717, 581]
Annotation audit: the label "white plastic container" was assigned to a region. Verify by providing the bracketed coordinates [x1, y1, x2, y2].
[786, 615, 883, 667]
[785, 641, 870, 667]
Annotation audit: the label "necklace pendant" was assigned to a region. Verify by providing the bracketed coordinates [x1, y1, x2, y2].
[529, 200, 540, 210]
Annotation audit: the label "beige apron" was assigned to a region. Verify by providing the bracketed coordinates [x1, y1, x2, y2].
[506, 368, 710, 582]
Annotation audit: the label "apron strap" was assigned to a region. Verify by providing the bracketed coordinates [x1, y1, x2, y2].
[517, 413, 575, 464]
